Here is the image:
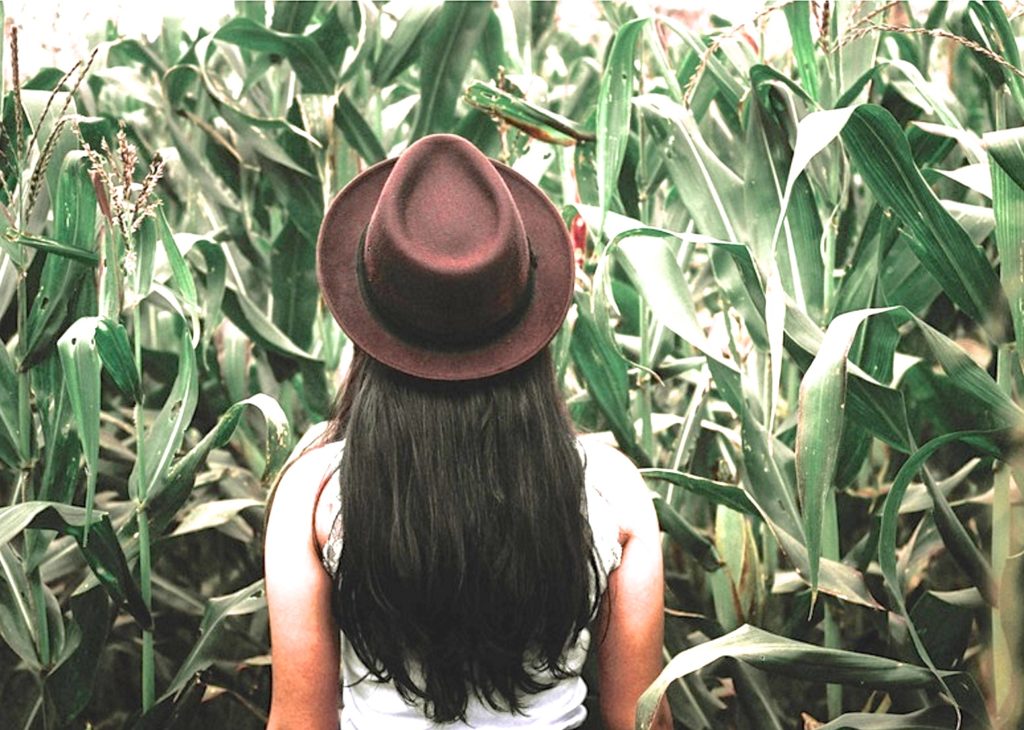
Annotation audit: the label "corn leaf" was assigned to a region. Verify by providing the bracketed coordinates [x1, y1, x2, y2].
[0, 501, 150, 629]
[596, 17, 648, 235]
[409, 1, 491, 140]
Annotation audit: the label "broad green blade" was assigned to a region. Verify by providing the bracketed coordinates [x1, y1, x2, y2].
[94, 319, 141, 402]
[156, 210, 200, 344]
[23, 150, 96, 359]
[0, 501, 151, 628]
[636, 624, 958, 730]
[0, 340, 20, 467]
[213, 17, 336, 93]
[652, 495, 721, 572]
[637, 94, 743, 242]
[160, 579, 264, 701]
[0, 544, 41, 669]
[5, 231, 98, 265]
[642, 469, 757, 516]
[783, 2, 819, 101]
[222, 285, 322, 364]
[595, 17, 648, 236]
[170, 498, 263, 538]
[335, 90, 387, 164]
[128, 323, 198, 502]
[983, 127, 1024, 366]
[569, 296, 643, 465]
[270, 221, 317, 352]
[371, 1, 442, 86]
[741, 411, 881, 609]
[58, 317, 102, 538]
[463, 82, 590, 146]
[841, 104, 1007, 336]
[796, 308, 890, 600]
[153, 394, 291, 535]
[409, 1, 491, 140]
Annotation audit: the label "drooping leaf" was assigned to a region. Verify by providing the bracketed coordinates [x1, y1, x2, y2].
[636, 624, 964, 730]
[128, 322, 199, 502]
[213, 17, 336, 93]
[0, 502, 150, 628]
[161, 579, 265, 702]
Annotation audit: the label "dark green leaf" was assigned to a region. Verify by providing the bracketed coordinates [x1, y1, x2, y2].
[410, 1, 491, 140]
[0, 502, 150, 628]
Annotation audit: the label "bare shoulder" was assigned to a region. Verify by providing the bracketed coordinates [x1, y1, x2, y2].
[577, 434, 655, 539]
[266, 440, 343, 555]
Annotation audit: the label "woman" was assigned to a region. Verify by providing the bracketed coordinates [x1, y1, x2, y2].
[264, 134, 671, 730]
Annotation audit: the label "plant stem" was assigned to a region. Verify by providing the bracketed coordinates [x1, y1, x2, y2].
[17, 266, 50, 669]
[638, 300, 654, 456]
[132, 302, 154, 712]
[992, 344, 1012, 712]
[823, 489, 842, 717]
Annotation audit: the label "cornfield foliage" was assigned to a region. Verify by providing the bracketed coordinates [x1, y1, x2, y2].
[0, 1, 1022, 728]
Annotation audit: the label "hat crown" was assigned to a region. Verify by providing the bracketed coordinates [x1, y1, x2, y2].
[361, 135, 532, 346]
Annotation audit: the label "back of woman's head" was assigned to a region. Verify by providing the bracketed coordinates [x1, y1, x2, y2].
[325, 347, 599, 722]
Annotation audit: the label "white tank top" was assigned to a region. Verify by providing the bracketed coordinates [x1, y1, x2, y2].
[314, 439, 623, 730]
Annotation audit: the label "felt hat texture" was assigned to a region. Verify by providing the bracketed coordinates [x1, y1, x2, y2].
[316, 134, 574, 381]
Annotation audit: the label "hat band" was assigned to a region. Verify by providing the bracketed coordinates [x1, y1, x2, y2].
[355, 229, 538, 352]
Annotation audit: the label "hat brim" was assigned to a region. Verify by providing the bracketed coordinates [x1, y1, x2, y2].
[316, 155, 574, 381]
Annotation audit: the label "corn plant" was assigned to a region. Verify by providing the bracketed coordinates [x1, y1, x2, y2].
[0, 1, 1021, 729]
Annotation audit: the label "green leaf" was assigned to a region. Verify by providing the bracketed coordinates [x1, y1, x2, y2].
[841, 105, 1007, 336]
[23, 150, 97, 360]
[161, 579, 265, 702]
[94, 319, 141, 402]
[156, 209, 200, 344]
[783, 2, 819, 100]
[636, 624, 961, 730]
[596, 17, 648, 235]
[462, 82, 591, 146]
[637, 94, 743, 242]
[213, 17, 336, 93]
[0, 341, 21, 467]
[372, 1, 442, 86]
[4, 231, 98, 265]
[612, 230, 744, 414]
[642, 469, 757, 516]
[740, 411, 881, 609]
[270, 221, 317, 351]
[410, 1, 491, 140]
[0, 544, 41, 669]
[170, 498, 263, 538]
[796, 308, 886, 599]
[569, 296, 643, 465]
[878, 429, 1009, 718]
[222, 286, 322, 364]
[335, 90, 387, 164]
[151, 394, 292, 535]
[983, 127, 1024, 366]
[48, 587, 112, 725]
[0, 502, 151, 628]
[129, 323, 199, 502]
[652, 495, 721, 572]
[58, 317, 103, 538]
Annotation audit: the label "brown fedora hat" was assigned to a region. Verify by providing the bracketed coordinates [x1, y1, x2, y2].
[316, 134, 574, 381]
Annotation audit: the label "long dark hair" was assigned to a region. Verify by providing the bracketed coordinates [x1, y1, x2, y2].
[323, 346, 599, 722]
